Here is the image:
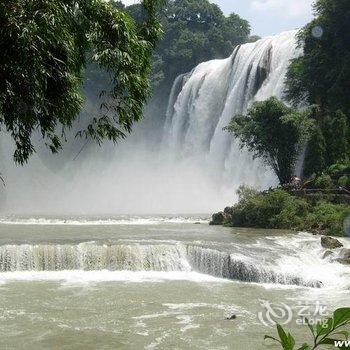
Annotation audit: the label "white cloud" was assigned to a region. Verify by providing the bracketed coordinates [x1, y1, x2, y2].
[251, 0, 313, 17]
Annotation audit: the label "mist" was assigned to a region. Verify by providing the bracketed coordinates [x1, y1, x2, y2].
[0, 31, 302, 215]
[0, 125, 240, 215]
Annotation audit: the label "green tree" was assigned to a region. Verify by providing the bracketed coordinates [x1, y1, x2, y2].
[0, 0, 163, 164]
[326, 110, 349, 165]
[127, 0, 251, 89]
[285, 0, 350, 176]
[247, 35, 261, 43]
[286, 0, 350, 115]
[225, 97, 314, 184]
[303, 124, 326, 178]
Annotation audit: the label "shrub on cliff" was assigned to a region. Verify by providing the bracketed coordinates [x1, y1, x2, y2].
[314, 174, 333, 189]
[338, 175, 350, 188]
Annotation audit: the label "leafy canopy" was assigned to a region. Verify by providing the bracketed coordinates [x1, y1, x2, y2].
[285, 0, 350, 115]
[225, 97, 314, 184]
[0, 0, 163, 164]
[285, 0, 350, 177]
[127, 0, 251, 89]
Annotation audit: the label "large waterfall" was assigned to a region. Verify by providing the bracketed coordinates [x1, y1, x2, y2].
[163, 30, 301, 190]
[0, 31, 301, 214]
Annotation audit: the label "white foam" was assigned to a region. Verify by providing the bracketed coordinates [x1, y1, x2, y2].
[0, 270, 230, 284]
[0, 216, 209, 226]
[266, 232, 350, 290]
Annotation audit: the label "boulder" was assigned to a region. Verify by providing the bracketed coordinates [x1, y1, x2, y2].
[322, 250, 334, 259]
[339, 248, 350, 259]
[336, 249, 350, 265]
[226, 314, 237, 320]
[209, 212, 225, 225]
[336, 258, 350, 265]
[321, 236, 343, 250]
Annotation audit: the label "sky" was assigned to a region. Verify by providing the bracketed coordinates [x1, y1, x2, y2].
[122, 0, 315, 36]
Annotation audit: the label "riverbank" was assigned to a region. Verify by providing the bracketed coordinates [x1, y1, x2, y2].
[210, 186, 350, 237]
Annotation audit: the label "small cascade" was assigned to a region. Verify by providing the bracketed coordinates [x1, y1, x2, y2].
[186, 245, 321, 288]
[0, 241, 331, 288]
[0, 243, 190, 272]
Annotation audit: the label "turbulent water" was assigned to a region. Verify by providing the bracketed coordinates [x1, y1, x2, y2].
[0, 215, 349, 290]
[0, 31, 300, 214]
[0, 241, 328, 288]
[0, 217, 349, 349]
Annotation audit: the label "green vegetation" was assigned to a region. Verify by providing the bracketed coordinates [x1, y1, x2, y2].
[265, 307, 350, 350]
[286, 0, 350, 178]
[225, 97, 314, 185]
[307, 162, 350, 192]
[286, 0, 350, 115]
[126, 0, 251, 90]
[0, 0, 163, 164]
[211, 185, 350, 236]
[225, 0, 350, 186]
[218, 1, 350, 236]
[211, 161, 350, 235]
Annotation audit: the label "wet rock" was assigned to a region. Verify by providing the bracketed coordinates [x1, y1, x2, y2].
[226, 314, 237, 320]
[337, 259, 350, 265]
[321, 236, 343, 250]
[339, 248, 350, 259]
[322, 250, 334, 259]
[336, 249, 350, 265]
[210, 207, 235, 225]
[316, 281, 323, 288]
[209, 212, 225, 225]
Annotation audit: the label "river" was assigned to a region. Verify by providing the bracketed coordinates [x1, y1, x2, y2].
[0, 215, 349, 349]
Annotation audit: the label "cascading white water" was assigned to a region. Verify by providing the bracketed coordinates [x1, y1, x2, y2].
[0, 243, 190, 272]
[1, 234, 348, 290]
[163, 30, 302, 191]
[186, 245, 321, 288]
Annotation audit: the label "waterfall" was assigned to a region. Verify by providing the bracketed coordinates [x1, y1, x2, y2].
[0, 242, 324, 288]
[163, 30, 302, 191]
[0, 243, 190, 272]
[0, 31, 302, 214]
[186, 245, 321, 288]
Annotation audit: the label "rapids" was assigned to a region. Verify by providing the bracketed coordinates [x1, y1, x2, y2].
[0, 218, 349, 349]
[0, 217, 348, 291]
